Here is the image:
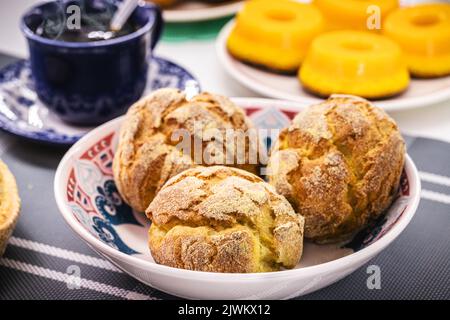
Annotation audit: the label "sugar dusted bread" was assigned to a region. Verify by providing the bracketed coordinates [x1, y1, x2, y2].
[267, 95, 405, 243]
[146, 166, 304, 273]
[0, 159, 20, 256]
[148, 0, 177, 8]
[113, 88, 259, 213]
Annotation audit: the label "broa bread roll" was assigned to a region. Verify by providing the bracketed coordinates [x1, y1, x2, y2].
[146, 166, 304, 273]
[268, 95, 405, 243]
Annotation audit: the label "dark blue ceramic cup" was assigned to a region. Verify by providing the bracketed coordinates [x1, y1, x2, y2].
[21, 0, 163, 125]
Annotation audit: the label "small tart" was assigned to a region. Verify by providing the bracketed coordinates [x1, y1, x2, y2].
[313, 0, 399, 31]
[383, 3, 450, 78]
[0, 159, 20, 256]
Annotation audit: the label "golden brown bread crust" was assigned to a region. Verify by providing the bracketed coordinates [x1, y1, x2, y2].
[0, 159, 21, 256]
[146, 166, 304, 273]
[113, 88, 259, 212]
[267, 95, 405, 243]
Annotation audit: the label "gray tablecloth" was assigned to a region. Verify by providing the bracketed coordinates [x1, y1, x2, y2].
[0, 54, 449, 300]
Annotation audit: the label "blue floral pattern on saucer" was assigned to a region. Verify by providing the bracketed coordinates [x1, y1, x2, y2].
[0, 57, 199, 145]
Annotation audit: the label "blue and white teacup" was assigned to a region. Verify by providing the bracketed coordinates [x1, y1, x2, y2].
[21, 0, 163, 125]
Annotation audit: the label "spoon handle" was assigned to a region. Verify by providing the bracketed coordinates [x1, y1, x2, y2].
[110, 0, 139, 31]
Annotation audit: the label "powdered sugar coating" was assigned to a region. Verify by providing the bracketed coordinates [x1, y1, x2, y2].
[268, 95, 405, 243]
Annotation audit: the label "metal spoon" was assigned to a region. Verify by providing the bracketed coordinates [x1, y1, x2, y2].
[88, 0, 139, 41]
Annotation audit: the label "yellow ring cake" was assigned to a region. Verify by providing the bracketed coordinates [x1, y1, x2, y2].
[299, 30, 410, 99]
[227, 0, 324, 73]
[384, 3, 450, 78]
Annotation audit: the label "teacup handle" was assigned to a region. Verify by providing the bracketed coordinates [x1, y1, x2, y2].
[142, 2, 163, 49]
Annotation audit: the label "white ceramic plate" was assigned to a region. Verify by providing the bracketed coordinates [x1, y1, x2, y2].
[163, 1, 244, 22]
[54, 98, 421, 299]
[217, 20, 450, 112]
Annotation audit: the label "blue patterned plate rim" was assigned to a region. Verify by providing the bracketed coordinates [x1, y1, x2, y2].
[0, 57, 199, 146]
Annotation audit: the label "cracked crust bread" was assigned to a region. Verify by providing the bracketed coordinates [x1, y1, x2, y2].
[0, 159, 20, 256]
[113, 88, 259, 213]
[267, 95, 405, 243]
[146, 166, 305, 273]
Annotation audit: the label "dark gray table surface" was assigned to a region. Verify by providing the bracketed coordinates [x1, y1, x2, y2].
[0, 53, 449, 300]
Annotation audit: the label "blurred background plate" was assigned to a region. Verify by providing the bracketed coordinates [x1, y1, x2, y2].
[163, 0, 244, 22]
[216, 20, 450, 112]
